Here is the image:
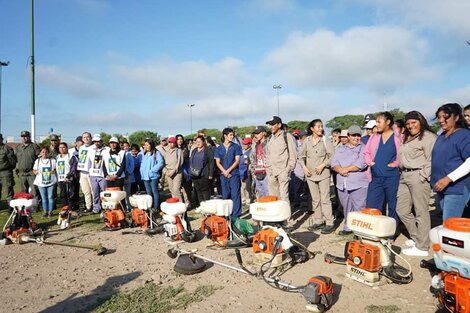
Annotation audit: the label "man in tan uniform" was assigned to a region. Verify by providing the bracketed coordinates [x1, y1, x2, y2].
[265, 116, 297, 202]
[164, 137, 184, 202]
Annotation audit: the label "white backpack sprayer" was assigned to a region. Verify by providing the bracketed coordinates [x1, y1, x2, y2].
[1, 193, 39, 245]
[100, 187, 129, 230]
[324, 208, 413, 286]
[421, 218, 470, 313]
[159, 197, 196, 242]
[250, 195, 311, 266]
[196, 198, 251, 248]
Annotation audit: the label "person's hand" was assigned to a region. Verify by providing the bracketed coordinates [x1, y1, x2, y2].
[223, 170, 230, 178]
[303, 167, 312, 177]
[339, 168, 349, 177]
[387, 162, 397, 168]
[434, 176, 452, 192]
[315, 164, 325, 175]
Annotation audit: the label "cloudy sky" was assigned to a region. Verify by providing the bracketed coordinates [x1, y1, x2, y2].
[1, 0, 469, 142]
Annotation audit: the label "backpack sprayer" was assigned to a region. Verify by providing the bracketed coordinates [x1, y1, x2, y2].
[196, 198, 251, 248]
[324, 208, 412, 286]
[159, 197, 196, 242]
[421, 218, 470, 313]
[167, 235, 334, 313]
[250, 195, 311, 266]
[100, 187, 129, 230]
[1, 193, 39, 245]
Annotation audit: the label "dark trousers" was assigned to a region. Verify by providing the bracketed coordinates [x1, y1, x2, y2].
[0, 170, 15, 201]
[366, 175, 400, 228]
[193, 177, 211, 204]
[220, 175, 242, 218]
[289, 174, 304, 208]
[59, 181, 78, 210]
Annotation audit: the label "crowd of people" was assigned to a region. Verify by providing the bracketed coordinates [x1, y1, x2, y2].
[0, 103, 469, 258]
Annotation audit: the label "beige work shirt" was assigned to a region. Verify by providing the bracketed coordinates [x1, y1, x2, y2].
[265, 130, 297, 176]
[299, 135, 335, 182]
[399, 130, 436, 182]
[164, 148, 183, 174]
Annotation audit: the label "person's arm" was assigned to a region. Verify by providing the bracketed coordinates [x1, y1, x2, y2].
[226, 155, 240, 175]
[421, 132, 436, 182]
[115, 153, 126, 177]
[153, 151, 164, 173]
[287, 134, 297, 171]
[226, 145, 242, 175]
[363, 134, 375, 166]
[206, 148, 215, 179]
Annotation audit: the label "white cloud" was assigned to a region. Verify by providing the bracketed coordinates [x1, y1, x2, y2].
[360, 0, 470, 38]
[266, 26, 435, 92]
[115, 57, 247, 99]
[36, 65, 112, 99]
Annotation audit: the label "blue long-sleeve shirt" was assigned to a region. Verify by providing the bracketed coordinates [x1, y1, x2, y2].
[140, 150, 164, 180]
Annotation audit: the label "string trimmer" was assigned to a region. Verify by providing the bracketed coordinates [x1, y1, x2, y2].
[18, 233, 108, 256]
[167, 236, 335, 312]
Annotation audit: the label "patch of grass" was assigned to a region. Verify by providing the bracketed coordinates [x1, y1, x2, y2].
[92, 282, 222, 313]
[366, 304, 401, 313]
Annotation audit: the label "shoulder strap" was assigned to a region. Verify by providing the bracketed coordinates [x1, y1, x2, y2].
[284, 131, 289, 155]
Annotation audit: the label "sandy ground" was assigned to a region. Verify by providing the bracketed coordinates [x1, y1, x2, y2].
[0, 207, 442, 313]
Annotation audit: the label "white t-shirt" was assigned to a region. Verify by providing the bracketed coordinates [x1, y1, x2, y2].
[103, 150, 126, 178]
[33, 158, 57, 187]
[77, 144, 94, 172]
[56, 153, 72, 182]
[88, 146, 109, 177]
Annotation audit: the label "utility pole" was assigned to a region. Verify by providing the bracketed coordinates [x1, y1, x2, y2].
[31, 0, 36, 142]
[0, 61, 9, 134]
[273, 84, 282, 116]
[187, 104, 195, 135]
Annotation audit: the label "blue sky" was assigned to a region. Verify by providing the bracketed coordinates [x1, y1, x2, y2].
[1, 0, 469, 142]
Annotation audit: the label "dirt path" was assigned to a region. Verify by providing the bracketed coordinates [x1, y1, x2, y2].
[0, 209, 440, 313]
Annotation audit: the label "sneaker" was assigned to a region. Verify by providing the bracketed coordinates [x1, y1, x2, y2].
[321, 225, 335, 234]
[338, 230, 353, 236]
[308, 223, 325, 231]
[402, 246, 428, 257]
[42, 212, 48, 218]
[404, 239, 416, 248]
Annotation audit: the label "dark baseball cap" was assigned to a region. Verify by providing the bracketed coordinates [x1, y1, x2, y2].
[266, 116, 282, 125]
[50, 134, 59, 141]
[20, 130, 31, 137]
[364, 113, 376, 123]
[253, 126, 267, 134]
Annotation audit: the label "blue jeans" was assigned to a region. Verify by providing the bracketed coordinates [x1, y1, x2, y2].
[38, 185, 55, 214]
[143, 179, 160, 209]
[436, 186, 470, 221]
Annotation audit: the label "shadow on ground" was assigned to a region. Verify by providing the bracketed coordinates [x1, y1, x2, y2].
[39, 271, 142, 313]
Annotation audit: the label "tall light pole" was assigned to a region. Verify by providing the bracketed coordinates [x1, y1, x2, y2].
[30, 0, 36, 142]
[0, 61, 9, 134]
[187, 104, 195, 135]
[273, 84, 282, 116]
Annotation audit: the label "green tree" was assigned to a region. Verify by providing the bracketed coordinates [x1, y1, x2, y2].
[99, 132, 111, 145]
[129, 131, 160, 146]
[389, 108, 406, 121]
[326, 115, 363, 130]
[287, 120, 309, 132]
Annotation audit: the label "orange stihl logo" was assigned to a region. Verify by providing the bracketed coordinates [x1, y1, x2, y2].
[351, 219, 373, 230]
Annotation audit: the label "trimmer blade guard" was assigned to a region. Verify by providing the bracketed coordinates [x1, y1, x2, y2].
[174, 254, 207, 275]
